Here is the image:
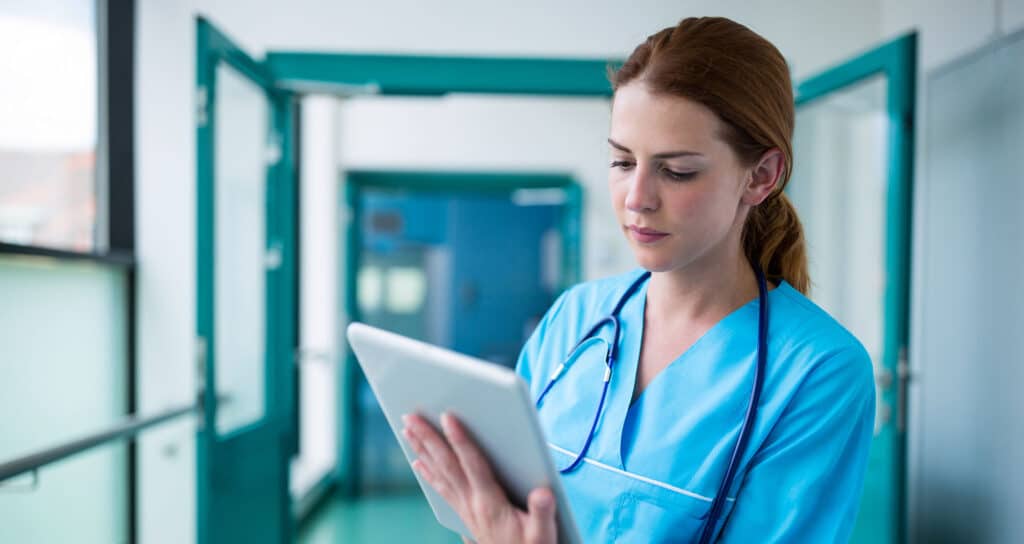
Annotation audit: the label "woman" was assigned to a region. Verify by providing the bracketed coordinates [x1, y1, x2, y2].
[402, 16, 875, 543]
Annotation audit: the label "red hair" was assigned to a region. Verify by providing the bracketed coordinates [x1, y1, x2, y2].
[611, 17, 809, 293]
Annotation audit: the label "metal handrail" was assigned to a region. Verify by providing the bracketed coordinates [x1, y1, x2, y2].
[0, 402, 199, 484]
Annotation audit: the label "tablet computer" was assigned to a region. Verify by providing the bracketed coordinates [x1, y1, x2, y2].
[346, 322, 582, 544]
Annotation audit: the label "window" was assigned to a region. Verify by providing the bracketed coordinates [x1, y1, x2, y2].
[0, 1, 101, 251]
[0, 1, 136, 541]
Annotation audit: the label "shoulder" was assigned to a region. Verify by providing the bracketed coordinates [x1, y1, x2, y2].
[768, 282, 875, 402]
[557, 267, 648, 314]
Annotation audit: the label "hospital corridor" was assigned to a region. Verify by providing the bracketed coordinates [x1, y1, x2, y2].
[2, 0, 1024, 543]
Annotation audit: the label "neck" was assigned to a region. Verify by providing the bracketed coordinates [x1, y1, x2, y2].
[646, 249, 761, 326]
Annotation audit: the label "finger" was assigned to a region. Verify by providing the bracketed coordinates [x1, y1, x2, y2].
[406, 414, 468, 491]
[524, 488, 557, 544]
[440, 413, 504, 497]
[402, 426, 432, 462]
[413, 460, 454, 502]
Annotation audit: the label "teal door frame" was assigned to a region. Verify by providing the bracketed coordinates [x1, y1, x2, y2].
[341, 170, 584, 494]
[794, 33, 917, 543]
[257, 51, 615, 505]
[195, 17, 298, 544]
[197, 23, 619, 532]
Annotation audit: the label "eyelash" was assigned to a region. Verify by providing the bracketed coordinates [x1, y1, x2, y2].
[609, 160, 697, 182]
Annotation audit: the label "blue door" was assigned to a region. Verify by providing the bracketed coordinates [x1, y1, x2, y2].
[341, 172, 582, 493]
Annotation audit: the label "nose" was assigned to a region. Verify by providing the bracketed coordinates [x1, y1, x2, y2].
[624, 164, 660, 213]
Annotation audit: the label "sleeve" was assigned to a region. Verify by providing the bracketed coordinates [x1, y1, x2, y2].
[514, 287, 574, 389]
[717, 343, 876, 543]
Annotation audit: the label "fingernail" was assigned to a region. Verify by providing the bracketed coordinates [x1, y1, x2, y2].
[440, 412, 452, 432]
[401, 414, 411, 426]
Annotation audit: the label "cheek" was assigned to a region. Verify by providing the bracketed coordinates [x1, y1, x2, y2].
[663, 183, 735, 234]
[664, 188, 709, 221]
[608, 174, 629, 211]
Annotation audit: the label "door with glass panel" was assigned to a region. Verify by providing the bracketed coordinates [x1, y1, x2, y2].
[195, 18, 297, 544]
[789, 34, 915, 543]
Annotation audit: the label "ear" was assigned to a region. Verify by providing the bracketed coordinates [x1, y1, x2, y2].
[742, 148, 785, 206]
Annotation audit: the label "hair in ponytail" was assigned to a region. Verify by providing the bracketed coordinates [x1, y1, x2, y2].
[611, 16, 810, 294]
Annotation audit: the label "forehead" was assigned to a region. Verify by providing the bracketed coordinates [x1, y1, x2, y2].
[609, 82, 724, 152]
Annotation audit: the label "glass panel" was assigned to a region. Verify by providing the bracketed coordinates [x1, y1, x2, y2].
[914, 34, 1024, 542]
[0, 254, 127, 541]
[354, 187, 565, 491]
[214, 63, 269, 435]
[0, 441, 128, 543]
[0, 255, 127, 459]
[385, 267, 427, 314]
[790, 74, 888, 431]
[0, 1, 99, 251]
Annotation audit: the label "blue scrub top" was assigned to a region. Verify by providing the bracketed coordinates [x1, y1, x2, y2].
[516, 269, 875, 543]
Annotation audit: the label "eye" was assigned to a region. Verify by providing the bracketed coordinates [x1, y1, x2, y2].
[610, 160, 635, 170]
[662, 167, 698, 181]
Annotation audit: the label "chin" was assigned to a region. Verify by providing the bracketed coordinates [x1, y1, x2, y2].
[630, 247, 680, 273]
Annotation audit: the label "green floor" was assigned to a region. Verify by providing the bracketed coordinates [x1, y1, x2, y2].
[297, 492, 461, 544]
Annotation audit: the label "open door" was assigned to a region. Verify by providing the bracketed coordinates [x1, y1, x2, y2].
[790, 34, 916, 543]
[195, 17, 297, 544]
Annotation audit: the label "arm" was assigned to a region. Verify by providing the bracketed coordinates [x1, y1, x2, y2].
[718, 344, 876, 543]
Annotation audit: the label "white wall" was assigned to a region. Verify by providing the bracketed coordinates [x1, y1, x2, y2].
[136, 0, 201, 543]
[135, 1, 890, 542]
[337, 95, 629, 279]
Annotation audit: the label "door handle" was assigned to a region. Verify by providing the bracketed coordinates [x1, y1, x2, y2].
[897, 347, 911, 433]
[873, 366, 893, 434]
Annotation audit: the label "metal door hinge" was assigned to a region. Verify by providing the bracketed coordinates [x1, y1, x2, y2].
[265, 133, 282, 166]
[195, 336, 208, 430]
[196, 86, 209, 128]
[265, 242, 283, 270]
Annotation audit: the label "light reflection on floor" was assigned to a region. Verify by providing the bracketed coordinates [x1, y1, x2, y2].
[297, 492, 461, 544]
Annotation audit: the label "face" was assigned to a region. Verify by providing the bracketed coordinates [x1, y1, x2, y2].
[608, 82, 774, 274]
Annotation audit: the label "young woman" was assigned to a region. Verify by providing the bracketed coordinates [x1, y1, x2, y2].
[402, 16, 875, 543]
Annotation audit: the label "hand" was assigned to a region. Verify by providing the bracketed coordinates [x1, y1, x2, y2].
[401, 412, 558, 544]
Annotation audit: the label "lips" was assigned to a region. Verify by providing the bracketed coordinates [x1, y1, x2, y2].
[627, 225, 669, 244]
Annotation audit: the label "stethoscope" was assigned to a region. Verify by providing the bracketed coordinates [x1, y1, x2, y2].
[535, 265, 770, 544]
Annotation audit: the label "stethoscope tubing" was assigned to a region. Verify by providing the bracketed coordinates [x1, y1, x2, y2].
[535, 266, 770, 544]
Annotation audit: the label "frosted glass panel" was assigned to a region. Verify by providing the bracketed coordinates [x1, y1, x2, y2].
[0, 255, 127, 458]
[790, 74, 888, 429]
[913, 34, 1024, 543]
[214, 62, 269, 435]
[0, 254, 127, 541]
[0, 442, 127, 543]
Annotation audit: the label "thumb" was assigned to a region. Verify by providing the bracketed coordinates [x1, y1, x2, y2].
[525, 487, 557, 543]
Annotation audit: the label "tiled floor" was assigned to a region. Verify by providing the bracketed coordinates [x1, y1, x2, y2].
[297, 492, 461, 544]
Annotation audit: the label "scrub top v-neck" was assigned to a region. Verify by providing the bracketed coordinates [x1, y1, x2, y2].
[516, 269, 876, 543]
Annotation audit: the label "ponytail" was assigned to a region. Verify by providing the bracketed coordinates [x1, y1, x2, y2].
[743, 192, 809, 294]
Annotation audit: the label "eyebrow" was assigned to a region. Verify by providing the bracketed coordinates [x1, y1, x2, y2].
[607, 138, 704, 159]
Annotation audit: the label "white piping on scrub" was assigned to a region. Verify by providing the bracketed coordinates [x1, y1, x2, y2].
[547, 442, 736, 503]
